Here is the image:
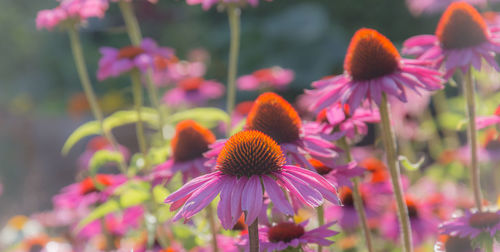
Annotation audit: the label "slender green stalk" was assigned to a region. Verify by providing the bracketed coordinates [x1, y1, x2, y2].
[340, 137, 374, 252]
[379, 93, 413, 252]
[145, 72, 166, 140]
[130, 70, 149, 169]
[463, 68, 483, 211]
[248, 217, 259, 252]
[316, 205, 325, 252]
[206, 204, 219, 252]
[225, 5, 241, 136]
[100, 218, 115, 251]
[67, 26, 127, 174]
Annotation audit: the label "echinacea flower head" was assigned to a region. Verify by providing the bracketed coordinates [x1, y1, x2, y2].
[239, 221, 338, 252]
[162, 77, 225, 107]
[440, 210, 500, 239]
[403, 2, 500, 78]
[237, 67, 294, 91]
[165, 130, 340, 229]
[245, 92, 339, 169]
[434, 235, 480, 252]
[151, 120, 215, 184]
[308, 28, 443, 113]
[97, 38, 175, 81]
[36, 0, 109, 30]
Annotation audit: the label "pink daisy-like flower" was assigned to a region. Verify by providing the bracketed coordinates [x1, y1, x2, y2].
[78, 206, 144, 239]
[237, 67, 294, 91]
[162, 77, 225, 107]
[440, 210, 500, 239]
[151, 120, 216, 184]
[239, 221, 338, 252]
[165, 130, 340, 229]
[36, 0, 109, 30]
[110, 0, 158, 3]
[389, 90, 432, 140]
[97, 38, 175, 81]
[403, 2, 500, 79]
[315, 102, 380, 139]
[405, 0, 489, 17]
[152, 57, 206, 87]
[309, 158, 364, 188]
[476, 105, 500, 129]
[434, 235, 481, 252]
[308, 28, 443, 113]
[381, 195, 439, 246]
[77, 136, 129, 171]
[186, 0, 270, 10]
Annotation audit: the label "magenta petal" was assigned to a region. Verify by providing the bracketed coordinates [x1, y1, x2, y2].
[179, 176, 224, 220]
[262, 175, 293, 215]
[241, 176, 263, 225]
[231, 176, 248, 223]
[217, 176, 237, 229]
[165, 172, 219, 203]
[277, 172, 323, 208]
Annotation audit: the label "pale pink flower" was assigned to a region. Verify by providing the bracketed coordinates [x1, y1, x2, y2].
[36, 0, 109, 30]
[237, 67, 294, 91]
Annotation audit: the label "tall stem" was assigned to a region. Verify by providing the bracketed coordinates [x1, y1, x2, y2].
[316, 205, 324, 252]
[463, 68, 483, 211]
[67, 26, 127, 174]
[340, 137, 374, 252]
[225, 5, 241, 136]
[248, 217, 259, 252]
[130, 70, 149, 169]
[206, 204, 219, 252]
[379, 93, 413, 252]
[118, 1, 166, 140]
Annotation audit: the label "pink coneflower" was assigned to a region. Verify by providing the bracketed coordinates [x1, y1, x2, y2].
[237, 67, 294, 91]
[165, 130, 340, 229]
[403, 2, 500, 79]
[389, 91, 432, 140]
[308, 28, 443, 113]
[152, 57, 208, 87]
[77, 136, 129, 170]
[382, 196, 439, 246]
[36, 0, 109, 30]
[239, 221, 338, 252]
[309, 158, 364, 188]
[110, 0, 158, 3]
[315, 102, 380, 139]
[434, 234, 481, 252]
[78, 206, 144, 239]
[477, 105, 500, 129]
[97, 38, 175, 81]
[440, 210, 500, 239]
[405, 0, 489, 17]
[245, 92, 340, 169]
[151, 120, 216, 184]
[186, 0, 270, 10]
[162, 77, 225, 107]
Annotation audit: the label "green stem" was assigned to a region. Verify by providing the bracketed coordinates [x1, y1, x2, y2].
[130, 70, 149, 169]
[316, 205, 324, 252]
[340, 137, 374, 252]
[118, 0, 142, 46]
[145, 72, 166, 140]
[248, 217, 259, 252]
[207, 204, 219, 252]
[463, 68, 483, 211]
[67, 26, 127, 174]
[379, 93, 413, 252]
[225, 5, 241, 136]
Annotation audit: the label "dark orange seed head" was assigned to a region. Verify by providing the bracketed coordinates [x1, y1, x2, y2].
[178, 77, 204, 91]
[344, 28, 400, 81]
[171, 120, 216, 162]
[246, 92, 302, 144]
[405, 195, 420, 219]
[309, 158, 333, 175]
[267, 222, 305, 243]
[80, 175, 113, 195]
[216, 130, 285, 177]
[117, 46, 145, 59]
[436, 2, 488, 49]
[468, 212, 500, 229]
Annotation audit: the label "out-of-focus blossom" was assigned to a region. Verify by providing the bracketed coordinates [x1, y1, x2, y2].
[206, 92, 341, 170]
[477, 105, 500, 129]
[151, 120, 215, 184]
[36, 0, 109, 30]
[239, 221, 337, 252]
[162, 77, 225, 107]
[434, 234, 481, 252]
[381, 195, 439, 246]
[78, 206, 144, 239]
[110, 0, 158, 3]
[165, 130, 340, 229]
[405, 0, 489, 17]
[440, 210, 500, 239]
[315, 102, 380, 140]
[97, 38, 175, 81]
[390, 91, 431, 140]
[308, 28, 442, 113]
[77, 136, 129, 170]
[186, 0, 271, 10]
[309, 158, 364, 188]
[152, 58, 209, 87]
[403, 2, 500, 79]
[237, 67, 294, 91]
[193, 234, 240, 252]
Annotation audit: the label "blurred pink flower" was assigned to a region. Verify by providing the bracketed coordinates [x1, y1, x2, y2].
[440, 210, 500, 239]
[36, 0, 109, 30]
[237, 67, 294, 91]
[77, 136, 129, 170]
[390, 90, 431, 140]
[309, 158, 365, 188]
[476, 105, 500, 129]
[405, 0, 489, 17]
[308, 28, 442, 113]
[152, 58, 208, 87]
[78, 206, 144, 239]
[186, 0, 270, 10]
[403, 2, 500, 79]
[162, 77, 225, 107]
[97, 38, 174, 81]
[434, 235, 481, 252]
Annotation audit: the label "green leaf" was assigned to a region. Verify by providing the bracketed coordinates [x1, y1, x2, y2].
[166, 108, 229, 129]
[153, 185, 169, 204]
[115, 180, 151, 208]
[62, 108, 159, 155]
[438, 112, 464, 131]
[76, 200, 120, 231]
[399, 155, 425, 171]
[230, 118, 246, 136]
[88, 150, 125, 175]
